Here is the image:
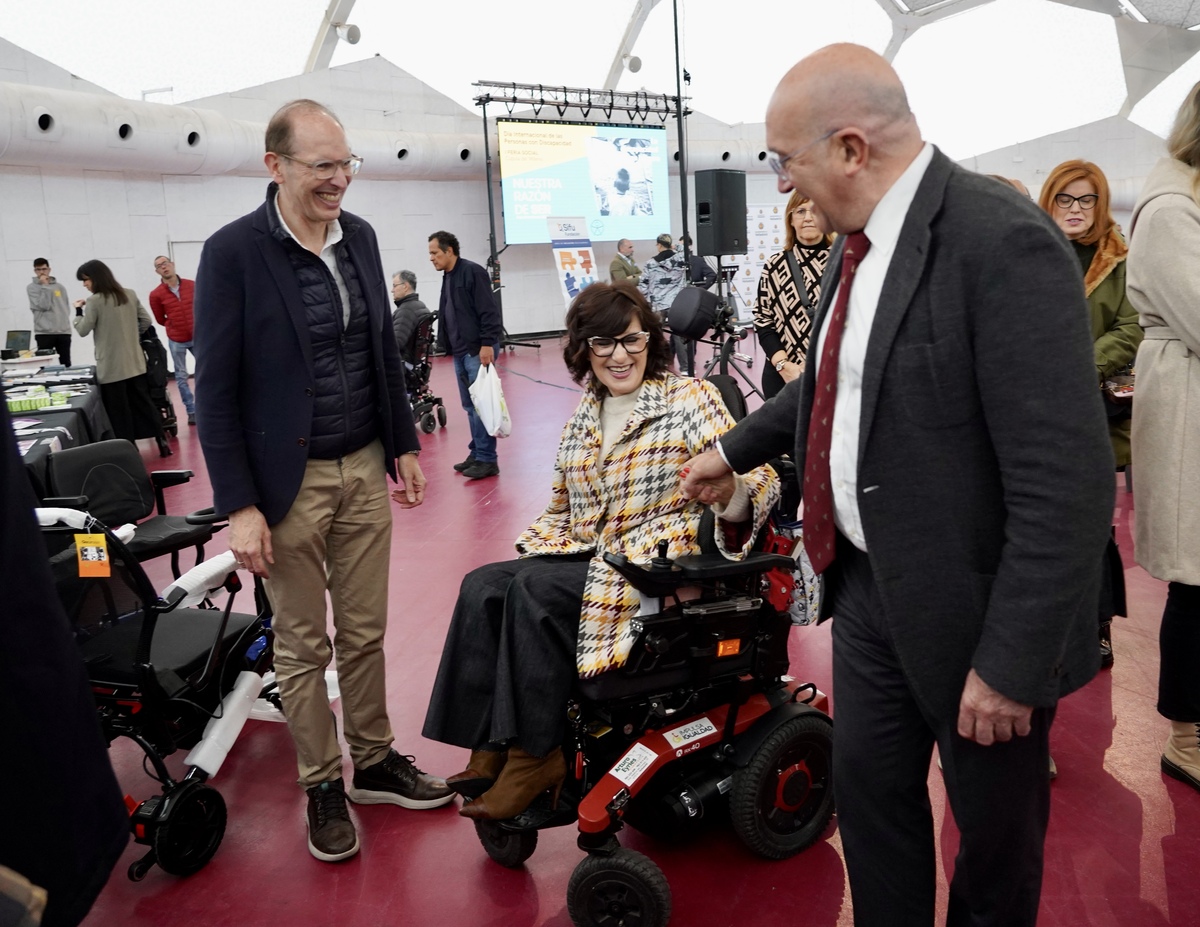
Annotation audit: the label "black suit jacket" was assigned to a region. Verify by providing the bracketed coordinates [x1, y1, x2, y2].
[194, 189, 419, 526]
[722, 149, 1114, 722]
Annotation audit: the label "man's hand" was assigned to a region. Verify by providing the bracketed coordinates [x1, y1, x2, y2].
[229, 505, 274, 578]
[392, 453, 427, 509]
[479, 345, 495, 367]
[956, 668, 1034, 745]
[680, 449, 734, 504]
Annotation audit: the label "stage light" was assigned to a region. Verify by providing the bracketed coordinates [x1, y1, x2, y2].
[623, 54, 642, 73]
[335, 23, 361, 44]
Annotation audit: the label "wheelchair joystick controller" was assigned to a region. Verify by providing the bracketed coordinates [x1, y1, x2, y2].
[650, 540, 673, 571]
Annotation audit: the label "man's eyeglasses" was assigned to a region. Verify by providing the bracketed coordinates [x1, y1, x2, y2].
[587, 332, 650, 356]
[767, 128, 839, 178]
[1054, 193, 1098, 211]
[278, 153, 364, 180]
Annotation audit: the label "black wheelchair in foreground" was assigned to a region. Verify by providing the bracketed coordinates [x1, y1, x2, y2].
[467, 529, 834, 927]
[38, 508, 271, 882]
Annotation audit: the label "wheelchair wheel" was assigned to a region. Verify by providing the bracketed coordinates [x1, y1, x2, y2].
[437, 404, 447, 428]
[567, 848, 671, 927]
[152, 781, 227, 876]
[420, 412, 437, 434]
[730, 712, 834, 859]
[474, 819, 538, 868]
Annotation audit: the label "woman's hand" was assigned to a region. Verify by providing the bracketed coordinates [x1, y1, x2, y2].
[778, 360, 803, 383]
[681, 449, 734, 503]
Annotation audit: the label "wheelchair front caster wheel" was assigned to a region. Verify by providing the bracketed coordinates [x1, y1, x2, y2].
[567, 848, 671, 927]
[127, 851, 156, 882]
[730, 712, 834, 859]
[151, 781, 227, 876]
[474, 819, 538, 868]
[420, 412, 437, 434]
[437, 405, 447, 428]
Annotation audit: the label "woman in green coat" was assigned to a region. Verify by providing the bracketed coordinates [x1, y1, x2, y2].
[1040, 159, 1143, 466]
[1040, 159, 1144, 668]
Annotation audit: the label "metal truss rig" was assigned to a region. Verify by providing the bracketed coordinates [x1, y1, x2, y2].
[472, 80, 688, 123]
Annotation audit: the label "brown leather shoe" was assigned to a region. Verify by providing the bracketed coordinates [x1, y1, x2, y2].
[348, 749, 454, 809]
[446, 749, 508, 799]
[306, 778, 359, 862]
[459, 747, 565, 821]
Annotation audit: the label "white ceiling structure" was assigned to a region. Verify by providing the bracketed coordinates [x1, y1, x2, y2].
[4, 0, 1200, 161]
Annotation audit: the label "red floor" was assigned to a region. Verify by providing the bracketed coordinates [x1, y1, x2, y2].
[84, 340, 1200, 927]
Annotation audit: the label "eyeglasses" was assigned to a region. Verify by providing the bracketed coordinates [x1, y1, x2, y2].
[278, 153, 364, 180]
[1053, 192, 1098, 211]
[587, 332, 650, 356]
[767, 129, 839, 178]
[153, 260, 172, 269]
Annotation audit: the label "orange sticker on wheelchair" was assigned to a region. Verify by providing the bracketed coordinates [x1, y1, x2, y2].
[75, 533, 110, 577]
[717, 639, 741, 658]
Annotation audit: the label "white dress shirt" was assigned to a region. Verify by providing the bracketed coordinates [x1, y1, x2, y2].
[811, 142, 935, 552]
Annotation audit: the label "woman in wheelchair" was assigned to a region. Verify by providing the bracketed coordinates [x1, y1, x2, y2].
[422, 283, 780, 821]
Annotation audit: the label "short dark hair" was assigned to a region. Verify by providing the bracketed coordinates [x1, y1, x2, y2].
[563, 284, 671, 396]
[265, 99, 343, 155]
[33, 258, 48, 268]
[428, 231, 460, 256]
[76, 259, 128, 305]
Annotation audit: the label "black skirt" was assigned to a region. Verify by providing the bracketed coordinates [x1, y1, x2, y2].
[99, 374, 164, 442]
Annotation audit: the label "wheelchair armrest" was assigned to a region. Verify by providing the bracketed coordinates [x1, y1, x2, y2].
[603, 549, 796, 597]
[149, 470, 194, 515]
[674, 551, 796, 581]
[185, 507, 228, 526]
[161, 551, 239, 608]
[42, 495, 88, 509]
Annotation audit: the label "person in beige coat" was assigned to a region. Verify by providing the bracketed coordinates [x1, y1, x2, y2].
[1126, 81, 1200, 796]
[73, 259, 171, 456]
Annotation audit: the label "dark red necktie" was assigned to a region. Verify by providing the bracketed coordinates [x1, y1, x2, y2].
[803, 231, 870, 575]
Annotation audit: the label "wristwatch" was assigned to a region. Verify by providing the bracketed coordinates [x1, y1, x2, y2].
[403, 449, 420, 457]
[774, 359, 787, 372]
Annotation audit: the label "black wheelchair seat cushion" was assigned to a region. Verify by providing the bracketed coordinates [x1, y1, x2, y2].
[78, 607, 258, 691]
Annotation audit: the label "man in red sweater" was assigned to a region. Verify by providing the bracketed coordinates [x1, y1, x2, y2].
[149, 255, 197, 424]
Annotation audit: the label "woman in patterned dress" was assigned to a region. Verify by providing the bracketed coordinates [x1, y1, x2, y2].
[753, 191, 833, 398]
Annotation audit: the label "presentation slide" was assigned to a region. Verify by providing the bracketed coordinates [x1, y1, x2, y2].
[497, 119, 672, 245]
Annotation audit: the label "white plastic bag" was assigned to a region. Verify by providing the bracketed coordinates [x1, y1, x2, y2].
[468, 363, 512, 437]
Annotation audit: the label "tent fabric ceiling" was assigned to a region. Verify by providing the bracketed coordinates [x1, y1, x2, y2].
[3, 0, 1200, 159]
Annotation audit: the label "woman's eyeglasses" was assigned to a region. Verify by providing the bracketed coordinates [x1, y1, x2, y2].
[1054, 193, 1098, 210]
[587, 332, 650, 356]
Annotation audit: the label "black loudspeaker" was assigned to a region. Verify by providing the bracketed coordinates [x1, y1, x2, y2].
[695, 169, 747, 256]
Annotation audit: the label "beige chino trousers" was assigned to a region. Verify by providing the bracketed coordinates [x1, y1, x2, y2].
[265, 439, 395, 787]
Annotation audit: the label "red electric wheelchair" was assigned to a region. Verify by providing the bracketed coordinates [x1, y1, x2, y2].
[467, 528, 834, 927]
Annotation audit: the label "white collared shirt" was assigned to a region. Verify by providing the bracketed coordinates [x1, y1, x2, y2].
[272, 194, 351, 328]
[811, 141, 935, 551]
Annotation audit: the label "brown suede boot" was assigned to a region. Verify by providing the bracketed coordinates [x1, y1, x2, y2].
[459, 747, 566, 820]
[1162, 721, 1200, 793]
[446, 749, 508, 799]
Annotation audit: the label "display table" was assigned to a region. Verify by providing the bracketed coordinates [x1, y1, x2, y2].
[9, 374, 114, 500]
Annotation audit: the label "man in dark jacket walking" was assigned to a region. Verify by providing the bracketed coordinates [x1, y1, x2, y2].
[428, 231, 503, 480]
[194, 99, 452, 865]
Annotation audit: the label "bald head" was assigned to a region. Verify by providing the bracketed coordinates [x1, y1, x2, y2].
[766, 44, 923, 232]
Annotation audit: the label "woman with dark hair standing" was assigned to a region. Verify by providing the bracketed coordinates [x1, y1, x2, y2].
[73, 259, 171, 456]
[1127, 81, 1200, 794]
[423, 283, 779, 821]
[753, 191, 833, 398]
[1039, 160, 1142, 668]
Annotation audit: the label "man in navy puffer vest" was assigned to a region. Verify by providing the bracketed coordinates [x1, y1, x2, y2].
[195, 100, 453, 864]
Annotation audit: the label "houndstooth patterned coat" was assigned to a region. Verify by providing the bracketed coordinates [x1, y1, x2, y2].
[515, 375, 781, 677]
